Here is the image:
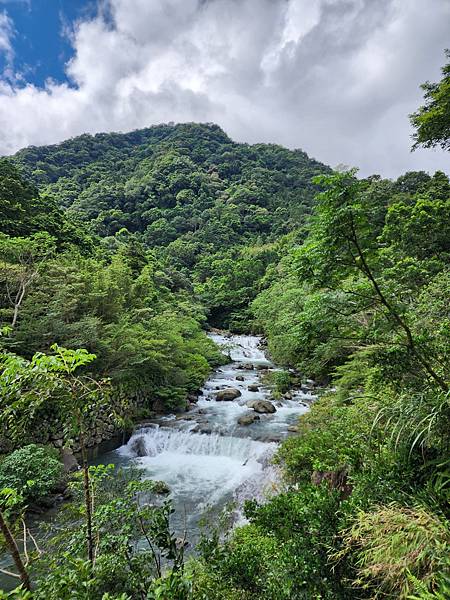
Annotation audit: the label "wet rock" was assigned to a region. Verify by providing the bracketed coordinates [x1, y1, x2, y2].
[130, 435, 147, 457]
[236, 375, 245, 381]
[252, 400, 277, 414]
[288, 425, 299, 433]
[152, 480, 171, 495]
[61, 448, 79, 473]
[238, 414, 260, 426]
[176, 414, 196, 421]
[246, 400, 257, 409]
[256, 364, 269, 371]
[240, 363, 254, 370]
[198, 425, 212, 434]
[248, 384, 259, 392]
[216, 388, 242, 401]
[284, 392, 293, 400]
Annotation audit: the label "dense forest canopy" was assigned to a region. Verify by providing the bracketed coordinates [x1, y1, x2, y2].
[11, 122, 329, 327]
[0, 50, 449, 599]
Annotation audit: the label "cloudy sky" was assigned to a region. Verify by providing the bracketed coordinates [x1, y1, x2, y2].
[0, 0, 448, 177]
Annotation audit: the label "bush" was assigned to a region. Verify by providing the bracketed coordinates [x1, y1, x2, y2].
[335, 504, 450, 598]
[0, 444, 63, 502]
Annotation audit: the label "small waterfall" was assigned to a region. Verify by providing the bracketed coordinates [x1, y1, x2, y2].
[121, 426, 271, 461]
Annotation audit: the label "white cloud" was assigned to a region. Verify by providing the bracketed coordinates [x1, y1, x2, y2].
[0, 0, 449, 177]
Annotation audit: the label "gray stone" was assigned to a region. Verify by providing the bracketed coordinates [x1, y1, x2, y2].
[248, 384, 259, 392]
[238, 414, 260, 426]
[252, 400, 277, 414]
[61, 448, 79, 473]
[216, 388, 242, 401]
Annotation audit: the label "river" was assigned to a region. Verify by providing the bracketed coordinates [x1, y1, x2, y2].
[99, 333, 315, 541]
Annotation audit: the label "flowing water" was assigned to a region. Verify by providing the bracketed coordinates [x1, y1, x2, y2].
[100, 333, 315, 541]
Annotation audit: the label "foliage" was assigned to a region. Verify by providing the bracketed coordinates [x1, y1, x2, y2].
[29, 465, 190, 600]
[11, 123, 329, 327]
[0, 445, 63, 503]
[411, 50, 450, 150]
[334, 504, 450, 598]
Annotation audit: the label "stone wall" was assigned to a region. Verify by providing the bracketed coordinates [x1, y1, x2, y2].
[0, 387, 160, 454]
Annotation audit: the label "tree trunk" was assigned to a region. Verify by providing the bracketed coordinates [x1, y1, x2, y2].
[78, 426, 94, 565]
[0, 509, 31, 591]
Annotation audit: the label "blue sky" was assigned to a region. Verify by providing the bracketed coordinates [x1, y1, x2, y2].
[0, 0, 95, 86]
[0, 0, 449, 177]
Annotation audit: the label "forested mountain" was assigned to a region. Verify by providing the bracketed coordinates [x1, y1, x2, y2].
[12, 123, 329, 326]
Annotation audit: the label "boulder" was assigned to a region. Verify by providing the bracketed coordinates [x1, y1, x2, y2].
[236, 375, 245, 381]
[252, 400, 276, 414]
[246, 400, 257, 409]
[240, 363, 254, 370]
[130, 435, 147, 457]
[284, 392, 293, 400]
[216, 388, 242, 401]
[61, 448, 79, 473]
[248, 384, 259, 392]
[256, 364, 269, 371]
[287, 425, 299, 433]
[238, 414, 260, 426]
[152, 480, 171, 495]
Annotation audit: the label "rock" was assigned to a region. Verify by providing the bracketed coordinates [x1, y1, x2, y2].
[61, 448, 79, 473]
[216, 388, 242, 401]
[256, 364, 269, 371]
[246, 400, 257, 409]
[236, 375, 245, 381]
[240, 363, 254, 370]
[187, 393, 199, 403]
[152, 480, 171, 495]
[284, 392, 293, 400]
[248, 384, 259, 392]
[198, 425, 212, 434]
[176, 414, 196, 421]
[288, 425, 299, 433]
[238, 414, 260, 426]
[252, 400, 276, 414]
[130, 435, 147, 457]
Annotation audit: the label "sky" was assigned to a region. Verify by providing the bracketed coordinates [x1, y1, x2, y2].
[0, 0, 448, 177]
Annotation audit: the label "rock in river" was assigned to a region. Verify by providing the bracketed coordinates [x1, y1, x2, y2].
[248, 384, 259, 392]
[252, 400, 277, 414]
[216, 388, 242, 401]
[238, 414, 261, 426]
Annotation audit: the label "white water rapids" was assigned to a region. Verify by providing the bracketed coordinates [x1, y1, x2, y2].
[104, 333, 315, 540]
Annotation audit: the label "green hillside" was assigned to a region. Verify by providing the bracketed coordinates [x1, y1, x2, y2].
[11, 123, 329, 326]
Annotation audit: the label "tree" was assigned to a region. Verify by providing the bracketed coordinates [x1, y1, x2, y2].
[0, 346, 111, 566]
[0, 233, 55, 328]
[299, 171, 448, 391]
[410, 50, 450, 150]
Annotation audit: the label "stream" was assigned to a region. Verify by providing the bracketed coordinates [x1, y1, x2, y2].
[100, 333, 315, 541]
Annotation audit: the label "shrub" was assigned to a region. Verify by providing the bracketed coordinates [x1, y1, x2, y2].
[0, 445, 63, 503]
[335, 503, 450, 598]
